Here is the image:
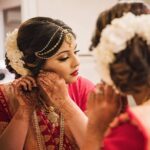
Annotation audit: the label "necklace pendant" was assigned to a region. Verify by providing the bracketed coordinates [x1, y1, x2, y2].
[47, 111, 59, 124]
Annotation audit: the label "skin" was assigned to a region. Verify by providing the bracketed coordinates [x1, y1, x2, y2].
[81, 84, 150, 150]
[42, 36, 80, 83]
[81, 84, 121, 150]
[0, 36, 86, 149]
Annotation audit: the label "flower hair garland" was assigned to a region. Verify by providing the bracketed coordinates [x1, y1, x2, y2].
[5, 28, 31, 76]
[94, 12, 150, 86]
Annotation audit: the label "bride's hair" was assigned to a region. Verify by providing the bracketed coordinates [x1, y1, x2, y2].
[5, 17, 75, 78]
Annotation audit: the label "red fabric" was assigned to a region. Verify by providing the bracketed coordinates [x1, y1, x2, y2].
[68, 76, 94, 112]
[0, 87, 11, 122]
[35, 76, 94, 149]
[37, 110, 74, 149]
[0, 76, 94, 149]
[103, 122, 146, 150]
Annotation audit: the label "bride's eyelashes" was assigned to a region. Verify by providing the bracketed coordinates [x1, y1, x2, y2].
[58, 50, 80, 62]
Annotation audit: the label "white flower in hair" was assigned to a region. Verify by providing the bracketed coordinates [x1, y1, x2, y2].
[5, 28, 31, 76]
[94, 12, 150, 86]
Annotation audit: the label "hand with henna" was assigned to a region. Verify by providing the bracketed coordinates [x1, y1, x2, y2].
[12, 76, 38, 111]
[86, 84, 121, 136]
[36, 71, 71, 110]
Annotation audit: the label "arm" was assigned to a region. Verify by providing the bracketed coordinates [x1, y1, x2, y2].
[0, 106, 32, 150]
[81, 85, 121, 150]
[37, 72, 88, 148]
[0, 77, 37, 150]
[60, 97, 88, 148]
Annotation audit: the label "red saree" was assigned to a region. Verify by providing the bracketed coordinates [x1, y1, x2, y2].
[103, 105, 150, 150]
[0, 76, 94, 149]
[0, 86, 77, 150]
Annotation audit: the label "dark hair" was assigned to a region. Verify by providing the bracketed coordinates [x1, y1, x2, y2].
[91, 2, 150, 94]
[90, 2, 150, 51]
[110, 36, 150, 93]
[5, 17, 75, 78]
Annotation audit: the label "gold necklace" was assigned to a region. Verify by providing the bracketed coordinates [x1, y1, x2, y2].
[33, 111, 45, 150]
[33, 110, 64, 150]
[39, 97, 59, 126]
[59, 113, 64, 150]
[41, 101, 65, 149]
[37, 96, 64, 149]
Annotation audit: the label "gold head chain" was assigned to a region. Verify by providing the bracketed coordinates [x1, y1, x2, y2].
[35, 26, 74, 59]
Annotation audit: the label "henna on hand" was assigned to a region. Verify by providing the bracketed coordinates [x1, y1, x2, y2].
[37, 71, 70, 109]
[13, 76, 38, 110]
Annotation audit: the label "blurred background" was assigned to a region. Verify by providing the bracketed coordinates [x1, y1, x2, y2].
[0, 0, 149, 84]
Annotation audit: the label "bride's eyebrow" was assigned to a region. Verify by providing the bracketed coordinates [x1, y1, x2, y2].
[56, 44, 77, 56]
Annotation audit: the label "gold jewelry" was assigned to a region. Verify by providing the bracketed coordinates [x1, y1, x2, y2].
[33, 111, 45, 150]
[64, 30, 73, 47]
[59, 113, 64, 150]
[39, 98, 59, 126]
[35, 26, 73, 59]
[35, 27, 63, 59]
[33, 111, 64, 150]
[34, 95, 65, 149]
[35, 25, 73, 59]
[46, 106, 59, 125]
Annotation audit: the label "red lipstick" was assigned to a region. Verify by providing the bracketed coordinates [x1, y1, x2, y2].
[71, 70, 78, 76]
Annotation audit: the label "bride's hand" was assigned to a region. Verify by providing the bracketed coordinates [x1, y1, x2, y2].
[37, 71, 70, 109]
[13, 76, 38, 110]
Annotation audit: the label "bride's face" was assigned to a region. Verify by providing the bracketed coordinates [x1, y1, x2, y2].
[42, 37, 80, 84]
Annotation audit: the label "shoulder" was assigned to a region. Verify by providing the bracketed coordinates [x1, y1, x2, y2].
[68, 76, 95, 96]
[0, 83, 15, 100]
[0, 83, 13, 121]
[104, 122, 146, 150]
[68, 76, 95, 111]
[75, 76, 94, 90]
[0, 83, 16, 110]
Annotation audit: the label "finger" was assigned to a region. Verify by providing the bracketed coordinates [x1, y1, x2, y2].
[87, 90, 96, 108]
[38, 78, 53, 87]
[25, 76, 37, 87]
[19, 76, 37, 90]
[54, 77, 66, 86]
[113, 93, 121, 109]
[19, 79, 34, 91]
[105, 85, 114, 102]
[38, 79, 53, 94]
[39, 71, 57, 78]
[14, 84, 20, 96]
[37, 72, 49, 78]
[15, 83, 25, 96]
[17, 81, 28, 91]
[95, 84, 104, 95]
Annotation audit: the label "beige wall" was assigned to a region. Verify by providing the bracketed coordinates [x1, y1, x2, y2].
[0, 0, 20, 10]
[36, 0, 117, 54]
[0, 0, 118, 60]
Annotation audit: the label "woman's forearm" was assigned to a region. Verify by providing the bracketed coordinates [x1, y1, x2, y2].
[0, 106, 33, 150]
[60, 99, 88, 148]
[80, 121, 103, 150]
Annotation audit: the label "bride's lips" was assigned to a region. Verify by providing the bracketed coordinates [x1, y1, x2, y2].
[70, 70, 79, 76]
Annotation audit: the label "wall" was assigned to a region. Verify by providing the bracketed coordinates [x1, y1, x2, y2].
[0, 0, 117, 83]
[37, 0, 117, 54]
